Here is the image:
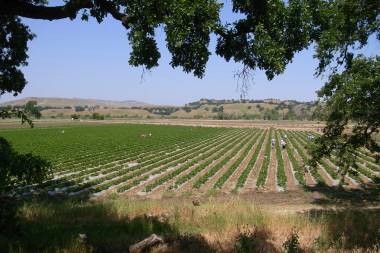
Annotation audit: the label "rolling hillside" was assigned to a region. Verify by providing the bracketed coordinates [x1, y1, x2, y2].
[0, 97, 147, 108]
[0, 97, 319, 120]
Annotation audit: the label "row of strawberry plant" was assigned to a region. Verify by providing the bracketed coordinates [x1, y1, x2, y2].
[286, 130, 325, 185]
[278, 130, 306, 185]
[353, 152, 380, 173]
[354, 150, 379, 165]
[234, 129, 267, 190]
[142, 132, 240, 192]
[59, 127, 240, 193]
[256, 129, 272, 188]
[301, 131, 379, 181]
[38, 127, 235, 195]
[354, 164, 380, 184]
[274, 130, 287, 189]
[143, 129, 255, 192]
[296, 131, 341, 182]
[192, 130, 255, 189]
[74, 129, 244, 195]
[1, 124, 230, 194]
[119, 129, 249, 193]
[328, 155, 364, 185]
[213, 129, 261, 189]
[168, 131, 251, 190]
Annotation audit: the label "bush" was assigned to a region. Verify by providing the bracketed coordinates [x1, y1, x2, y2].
[71, 114, 80, 119]
[74, 106, 85, 112]
[234, 226, 258, 253]
[91, 113, 104, 120]
[283, 228, 300, 253]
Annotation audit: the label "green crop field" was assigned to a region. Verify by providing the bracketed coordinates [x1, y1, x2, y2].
[1, 123, 379, 198]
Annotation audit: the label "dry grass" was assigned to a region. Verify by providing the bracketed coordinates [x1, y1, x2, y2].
[1, 194, 379, 252]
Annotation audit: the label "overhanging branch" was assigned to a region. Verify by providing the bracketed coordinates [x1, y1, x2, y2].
[0, 0, 92, 20]
[0, 0, 133, 29]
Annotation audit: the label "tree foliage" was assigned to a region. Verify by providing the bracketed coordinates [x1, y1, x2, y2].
[25, 100, 42, 118]
[0, 137, 51, 193]
[0, 14, 35, 96]
[0, 131, 51, 234]
[309, 55, 379, 172]
[0, 106, 51, 193]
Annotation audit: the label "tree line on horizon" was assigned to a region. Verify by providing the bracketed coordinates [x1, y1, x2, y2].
[1, 98, 321, 121]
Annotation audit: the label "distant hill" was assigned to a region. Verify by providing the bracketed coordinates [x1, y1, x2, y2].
[0, 97, 148, 108]
[0, 97, 321, 121]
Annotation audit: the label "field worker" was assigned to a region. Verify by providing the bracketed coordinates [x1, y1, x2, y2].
[281, 139, 286, 150]
[271, 138, 276, 148]
[284, 134, 287, 138]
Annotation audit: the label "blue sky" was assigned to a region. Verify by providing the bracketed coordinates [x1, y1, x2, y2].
[0, 1, 377, 106]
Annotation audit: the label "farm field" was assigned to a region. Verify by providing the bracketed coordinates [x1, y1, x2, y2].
[1, 123, 379, 199]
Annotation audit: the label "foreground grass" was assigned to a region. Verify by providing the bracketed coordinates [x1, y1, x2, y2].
[0, 192, 379, 253]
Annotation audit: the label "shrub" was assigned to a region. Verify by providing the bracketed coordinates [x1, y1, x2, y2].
[71, 114, 80, 119]
[234, 225, 258, 253]
[74, 106, 85, 112]
[283, 227, 300, 253]
[91, 113, 104, 120]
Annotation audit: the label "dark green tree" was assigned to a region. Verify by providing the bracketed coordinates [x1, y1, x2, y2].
[0, 137, 51, 194]
[183, 106, 192, 113]
[91, 112, 104, 120]
[25, 100, 42, 118]
[309, 55, 379, 172]
[0, 109, 51, 234]
[71, 114, 80, 119]
[74, 105, 85, 112]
